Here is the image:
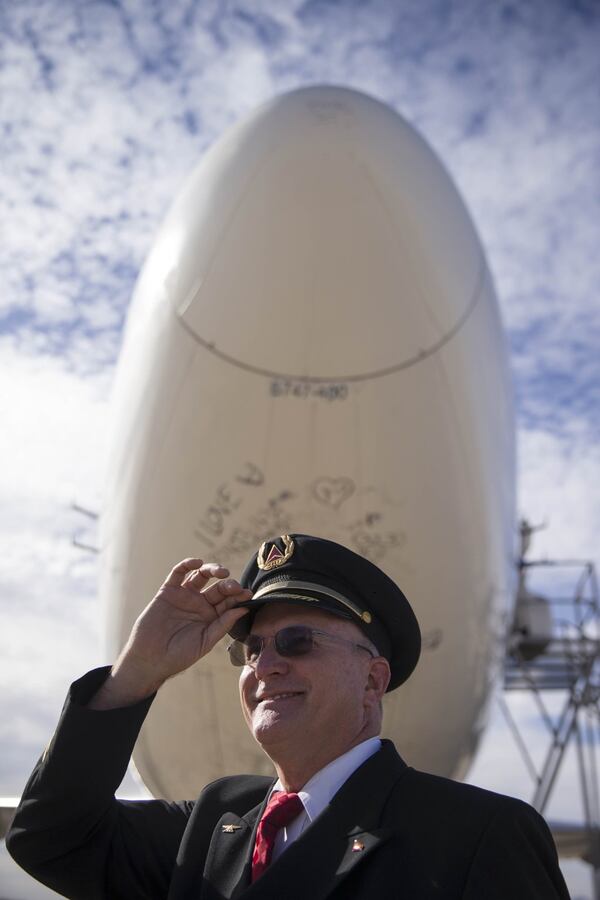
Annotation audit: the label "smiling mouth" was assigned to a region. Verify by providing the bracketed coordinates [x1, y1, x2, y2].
[257, 692, 303, 704]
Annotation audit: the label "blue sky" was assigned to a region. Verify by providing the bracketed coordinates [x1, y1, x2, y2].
[1, 0, 599, 895]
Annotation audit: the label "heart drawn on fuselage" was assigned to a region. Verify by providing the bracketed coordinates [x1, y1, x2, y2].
[311, 477, 356, 510]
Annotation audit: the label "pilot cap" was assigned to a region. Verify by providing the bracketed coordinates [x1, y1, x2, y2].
[230, 533, 421, 690]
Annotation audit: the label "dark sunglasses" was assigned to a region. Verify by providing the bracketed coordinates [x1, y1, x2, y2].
[227, 624, 375, 667]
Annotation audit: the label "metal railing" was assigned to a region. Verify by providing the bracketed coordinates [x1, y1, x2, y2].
[502, 558, 600, 893]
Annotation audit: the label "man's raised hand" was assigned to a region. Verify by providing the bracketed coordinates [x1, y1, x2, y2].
[88, 559, 251, 710]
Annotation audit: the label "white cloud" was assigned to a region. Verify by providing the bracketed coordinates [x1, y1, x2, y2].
[518, 427, 600, 568]
[0, 342, 108, 790]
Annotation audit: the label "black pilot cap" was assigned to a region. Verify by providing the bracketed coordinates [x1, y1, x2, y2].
[229, 533, 421, 691]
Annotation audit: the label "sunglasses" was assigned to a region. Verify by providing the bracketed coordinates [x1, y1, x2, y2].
[227, 624, 375, 667]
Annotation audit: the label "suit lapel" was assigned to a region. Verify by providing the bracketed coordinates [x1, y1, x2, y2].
[336, 825, 390, 875]
[202, 801, 264, 899]
[239, 807, 392, 900]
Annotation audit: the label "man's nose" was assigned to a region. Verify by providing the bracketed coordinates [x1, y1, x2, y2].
[252, 640, 290, 677]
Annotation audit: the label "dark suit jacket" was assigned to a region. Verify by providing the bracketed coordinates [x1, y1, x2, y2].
[7, 668, 570, 899]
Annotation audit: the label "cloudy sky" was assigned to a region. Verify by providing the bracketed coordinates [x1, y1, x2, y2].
[1, 0, 599, 896]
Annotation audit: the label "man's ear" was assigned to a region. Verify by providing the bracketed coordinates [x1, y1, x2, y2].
[366, 657, 391, 703]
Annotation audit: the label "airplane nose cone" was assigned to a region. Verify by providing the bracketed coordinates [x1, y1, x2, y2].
[149, 86, 484, 380]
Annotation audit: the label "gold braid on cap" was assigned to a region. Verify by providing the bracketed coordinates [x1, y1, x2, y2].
[252, 579, 372, 624]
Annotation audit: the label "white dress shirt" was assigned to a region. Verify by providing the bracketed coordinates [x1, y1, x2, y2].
[269, 737, 381, 862]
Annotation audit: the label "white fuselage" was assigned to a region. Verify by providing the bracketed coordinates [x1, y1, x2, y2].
[100, 86, 516, 800]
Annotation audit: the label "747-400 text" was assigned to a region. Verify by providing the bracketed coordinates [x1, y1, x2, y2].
[270, 380, 348, 401]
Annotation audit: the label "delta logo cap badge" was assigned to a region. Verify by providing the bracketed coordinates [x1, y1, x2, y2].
[257, 534, 295, 571]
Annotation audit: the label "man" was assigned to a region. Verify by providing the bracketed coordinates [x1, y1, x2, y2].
[7, 534, 569, 898]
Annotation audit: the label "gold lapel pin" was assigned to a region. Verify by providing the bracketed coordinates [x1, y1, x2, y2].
[222, 824, 242, 833]
[352, 839, 365, 852]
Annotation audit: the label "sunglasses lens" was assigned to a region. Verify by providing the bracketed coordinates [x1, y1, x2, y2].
[227, 640, 249, 666]
[227, 626, 316, 666]
[276, 626, 314, 657]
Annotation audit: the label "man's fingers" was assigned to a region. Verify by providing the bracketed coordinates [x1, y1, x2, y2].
[205, 605, 249, 647]
[202, 579, 252, 607]
[160, 560, 249, 629]
[165, 559, 229, 589]
[181, 563, 230, 590]
[164, 558, 205, 587]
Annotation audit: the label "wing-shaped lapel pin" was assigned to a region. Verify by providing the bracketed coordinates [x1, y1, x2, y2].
[204, 809, 261, 899]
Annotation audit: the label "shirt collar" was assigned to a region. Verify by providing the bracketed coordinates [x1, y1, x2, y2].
[272, 737, 381, 823]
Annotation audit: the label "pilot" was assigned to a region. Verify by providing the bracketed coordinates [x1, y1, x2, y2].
[7, 534, 569, 898]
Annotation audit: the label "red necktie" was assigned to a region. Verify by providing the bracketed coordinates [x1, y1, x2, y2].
[251, 791, 304, 882]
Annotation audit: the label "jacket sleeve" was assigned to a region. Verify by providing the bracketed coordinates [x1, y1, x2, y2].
[462, 797, 571, 899]
[6, 667, 193, 900]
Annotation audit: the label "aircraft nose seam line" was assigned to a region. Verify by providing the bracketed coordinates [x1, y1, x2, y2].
[172, 252, 486, 384]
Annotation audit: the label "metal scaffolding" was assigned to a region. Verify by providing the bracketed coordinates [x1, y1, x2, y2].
[503, 523, 600, 895]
